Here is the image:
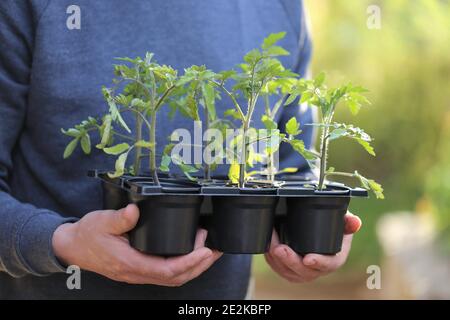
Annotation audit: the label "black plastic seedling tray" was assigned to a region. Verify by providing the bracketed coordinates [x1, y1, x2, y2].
[88, 170, 368, 256]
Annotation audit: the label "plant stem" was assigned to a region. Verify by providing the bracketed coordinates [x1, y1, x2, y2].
[203, 97, 211, 181]
[149, 110, 160, 186]
[318, 125, 330, 190]
[210, 81, 245, 120]
[268, 151, 275, 183]
[325, 171, 356, 179]
[154, 85, 175, 111]
[133, 115, 142, 176]
[239, 122, 249, 188]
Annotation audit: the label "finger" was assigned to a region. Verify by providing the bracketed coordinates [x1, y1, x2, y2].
[344, 212, 362, 235]
[194, 229, 208, 250]
[103, 204, 140, 235]
[269, 229, 281, 249]
[272, 245, 322, 279]
[172, 250, 223, 286]
[265, 250, 300, 280]
[266, 231, 299, 278]
[303, 234, 354, 272]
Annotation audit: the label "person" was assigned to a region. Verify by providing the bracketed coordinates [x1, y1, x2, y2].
[0, 0, 362, 299]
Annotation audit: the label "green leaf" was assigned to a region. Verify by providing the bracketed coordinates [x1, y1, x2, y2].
[98, 115, 112, 148]
[357, 139, 376, 156]
[314, 72, 326, 87]
[265, 45, 290, 56]
[228, 163, 240, 184]
[103, 87, 131, 133]
[355, 172, 384, 199]
[160, 154, 172, 172]
[103, 143, 130, 155]
[346, 99, 361, 115]
[134, 140, 154, 149]
[368, 179, 384, 199]
[61, 128, 81, 138]
[63, 138, 79, 159]
[224, 108, 242, 120]
[285, 117, 300, 136]
[300, 91, 313, 103]
[80, 134, 91, 154]
[201, 83, 216, 120]
[262, 32, 286, 49]
[108, 152, 129, 178]
[261, 115, 278, 130]
[278, 167, 298, 174]
[284, 93, 299, 106]
[289, 139, 318, 161]
[328, 128, 348, 141]
[244, 49, 262, 65]
[218, 70, 237, 82]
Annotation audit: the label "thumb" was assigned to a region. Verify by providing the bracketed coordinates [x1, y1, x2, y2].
[105, 204, 140, 235]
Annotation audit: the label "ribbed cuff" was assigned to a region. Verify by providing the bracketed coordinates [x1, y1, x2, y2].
[17, 212, 78, 276]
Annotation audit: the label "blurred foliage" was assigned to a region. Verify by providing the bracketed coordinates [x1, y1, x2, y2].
[304, 0, 450, 267]
[256, 0, 450, 276]
[425, 112, 450, 254]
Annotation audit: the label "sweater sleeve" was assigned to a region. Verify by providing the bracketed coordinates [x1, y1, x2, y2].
[0, 0, 76, 277]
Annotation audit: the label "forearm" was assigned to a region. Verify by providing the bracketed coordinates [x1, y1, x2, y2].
[0, 191, 77, 277]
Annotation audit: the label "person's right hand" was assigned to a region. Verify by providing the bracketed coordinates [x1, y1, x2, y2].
[52, 204, 221, 286]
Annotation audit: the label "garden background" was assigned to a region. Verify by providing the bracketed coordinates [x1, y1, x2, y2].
[253, 0, 450, 299]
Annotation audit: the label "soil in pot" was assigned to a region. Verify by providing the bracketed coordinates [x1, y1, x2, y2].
[206, 191, 278, 254]
[128, 192, 203, 256]
[284, 195, 350, 255]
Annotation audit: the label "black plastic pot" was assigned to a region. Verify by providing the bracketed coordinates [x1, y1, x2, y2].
[92, 171, 203, 256]
[283, 195, 351, 255]
[101, 180, 129, 210]
[205, 186, 278, 254]
[128, 193, 202, 256]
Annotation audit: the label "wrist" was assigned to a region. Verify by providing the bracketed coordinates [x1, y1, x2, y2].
[52, 222, 77, 267]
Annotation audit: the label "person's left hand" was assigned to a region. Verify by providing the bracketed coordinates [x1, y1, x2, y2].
[265, 212, 362, 283]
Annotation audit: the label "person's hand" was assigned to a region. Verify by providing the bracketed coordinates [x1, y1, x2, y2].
[265, 212, 362, 283]
[52, 204, 222, 286]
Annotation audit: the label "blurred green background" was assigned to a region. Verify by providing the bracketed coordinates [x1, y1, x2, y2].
[254, 0, 450, 298]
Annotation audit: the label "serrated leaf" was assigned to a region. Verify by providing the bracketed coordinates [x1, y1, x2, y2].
[244, 49, 262, 65]
[103, 143, 130, 155]
[285, 117, 300, 136]
[261, 115, 277, 130]
[63, 138, 79, 159]
[219, 70, 237, 82]
[356, 139, 376, 156]
[328, 128, 348, 141]
[355, 172, 384, 199]
[262, 32, 286, 49]
[289, 139, 318, 161]
[265, 45, 290, 56]
[80, 134, 91, 154]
